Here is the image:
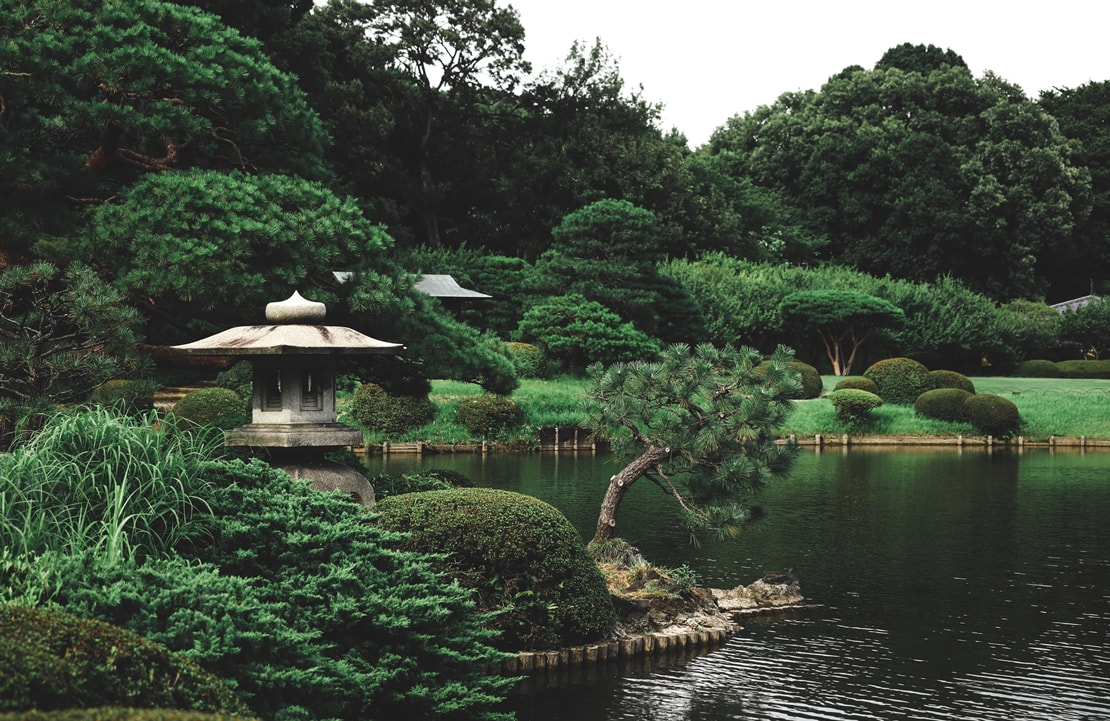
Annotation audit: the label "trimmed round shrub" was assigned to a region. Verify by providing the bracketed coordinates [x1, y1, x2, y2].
[0, 711, 259, 721]
[87, 380, 155, 413]
[914, 388, 974, 422]
[506, 342, 545, 378]
[168, 388, 247, 431]
[454, 395, 522, 437]
[863, 357, 936, 405]
[215, 361, 253, 406]
[350, 382, 436, 436]
[828, 389, 883, 424]
[928, 369, 975, 394]
[1011, 359, 1060, 378]
[376, 488, 617, 651]
[962, 393, 1021, 436]
[0, 605, 248, 715]
[756, 360, 822, 399]
[833, 376, 879, 394]
[791, 361, 823, 399]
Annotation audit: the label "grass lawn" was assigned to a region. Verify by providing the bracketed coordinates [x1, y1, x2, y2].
[340, 375, 1110, 445]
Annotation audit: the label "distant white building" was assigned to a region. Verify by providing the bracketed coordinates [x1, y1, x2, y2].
[1050, 295, 1101, 313]
[333, 272, 490, 299]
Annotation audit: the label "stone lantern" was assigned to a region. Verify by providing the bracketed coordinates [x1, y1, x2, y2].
[172, 291, 403, 504]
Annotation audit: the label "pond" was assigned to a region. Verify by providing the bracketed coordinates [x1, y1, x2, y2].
[363, 447, 1110, 721]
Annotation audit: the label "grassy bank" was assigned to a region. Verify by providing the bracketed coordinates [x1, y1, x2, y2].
[340, 376, 1110, 446]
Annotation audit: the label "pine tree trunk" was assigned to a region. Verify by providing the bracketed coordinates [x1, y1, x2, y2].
[591, 444, 670, 544]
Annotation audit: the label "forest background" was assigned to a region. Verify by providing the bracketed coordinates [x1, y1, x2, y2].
[4, 0, 1110, 415]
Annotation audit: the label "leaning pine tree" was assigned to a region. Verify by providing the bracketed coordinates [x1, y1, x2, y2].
[583, 343, 800, 544]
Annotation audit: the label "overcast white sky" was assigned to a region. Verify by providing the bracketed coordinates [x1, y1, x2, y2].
[507, 0, 1110, 148]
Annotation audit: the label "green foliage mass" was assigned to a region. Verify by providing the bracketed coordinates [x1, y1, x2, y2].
[1012, 359, 1061, 377]
[1058, 299, 1110, 360]
[914, 388, 974, 423]
[0, 0, 328, 251]
[515, 293, 662, 371]
[928, 370, 975, 393]
[828, 389, 883, 425]
[375, 488, 617, 651]
[834, 376, 879, 394]
[0, 262, 143, 407]
[454, 395, 523, 438]
[584, 343, 800, 542]
[1054, 359, 1110, 379]
[87, 380, 156, 414]
[0, 605, 249, 715]
[350, 382, 436, 436]
[168, 388, 248, 432]
[0, 710, 258, 721]
[962, 394, 1021, 436]
[863, 357, 936, 405]
[1, 409, 514, 721]
[505, 342, 545, 378]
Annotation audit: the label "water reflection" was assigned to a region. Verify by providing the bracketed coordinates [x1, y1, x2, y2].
[366, 448, 1110, 721]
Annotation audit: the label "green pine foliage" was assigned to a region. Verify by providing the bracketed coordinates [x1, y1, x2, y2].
[376, 488, 617, 650]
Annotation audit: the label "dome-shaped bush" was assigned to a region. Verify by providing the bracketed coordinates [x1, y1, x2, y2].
[833, 376, 879, 394]
[351, 382, 436, 436]
[928, 370, 975, 394]
[454, 395, 522, 437]
[506, 342, 545, 378]
[828, 389, 883, 424]
[756, 360, 822, 399]
[1011, 359, 1060, 378]
[375, 488, 616, 650]
[962, 393, 1021, 436]
[168, 388, 247, 431]
[0, 605, 248, 714]
[915, 388, 974, 422]
[863, 357, 935, 405]
[88, 380, 155, 413]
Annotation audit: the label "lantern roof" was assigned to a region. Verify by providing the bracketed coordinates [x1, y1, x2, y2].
[172, 291, 404, 356]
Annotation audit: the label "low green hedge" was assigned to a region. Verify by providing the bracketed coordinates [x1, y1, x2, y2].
[350, 382, 436, 436]
[1011, 359, 1060, 377]
[1055, 359, 1110, 379]
[376, 488, 616, 651]
[454, 395, 523, 437]
[833, 376, 879, 394]
[928, 370, 975, 394]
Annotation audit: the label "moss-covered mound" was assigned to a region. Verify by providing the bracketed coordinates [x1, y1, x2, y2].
[375, 488, 616, 651]
[915, 388, 974, 423]
[863, 357, 935, 405]
[0, 709, 258, 721]
[0, 606, 248, 715]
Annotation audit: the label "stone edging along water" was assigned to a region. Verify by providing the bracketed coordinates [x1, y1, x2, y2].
[784, 434, 1110, 448]
[493, 604, 820, 675]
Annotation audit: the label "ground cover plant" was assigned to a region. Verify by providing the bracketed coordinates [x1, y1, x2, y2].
[0, 409, 515, 721]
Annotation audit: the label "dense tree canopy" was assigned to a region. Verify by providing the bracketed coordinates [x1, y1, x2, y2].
[779, 290, 905, 376]
[0, 0, 329, 254]
[707, 47, 1092, 299]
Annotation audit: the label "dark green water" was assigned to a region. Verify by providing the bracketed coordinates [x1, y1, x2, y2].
[365, 447, 1110, 721]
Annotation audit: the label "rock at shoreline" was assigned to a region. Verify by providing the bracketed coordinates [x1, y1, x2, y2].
[712, 572, 804, 612]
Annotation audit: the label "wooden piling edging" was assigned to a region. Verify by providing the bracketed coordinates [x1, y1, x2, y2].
[497, 626, 735, 675]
